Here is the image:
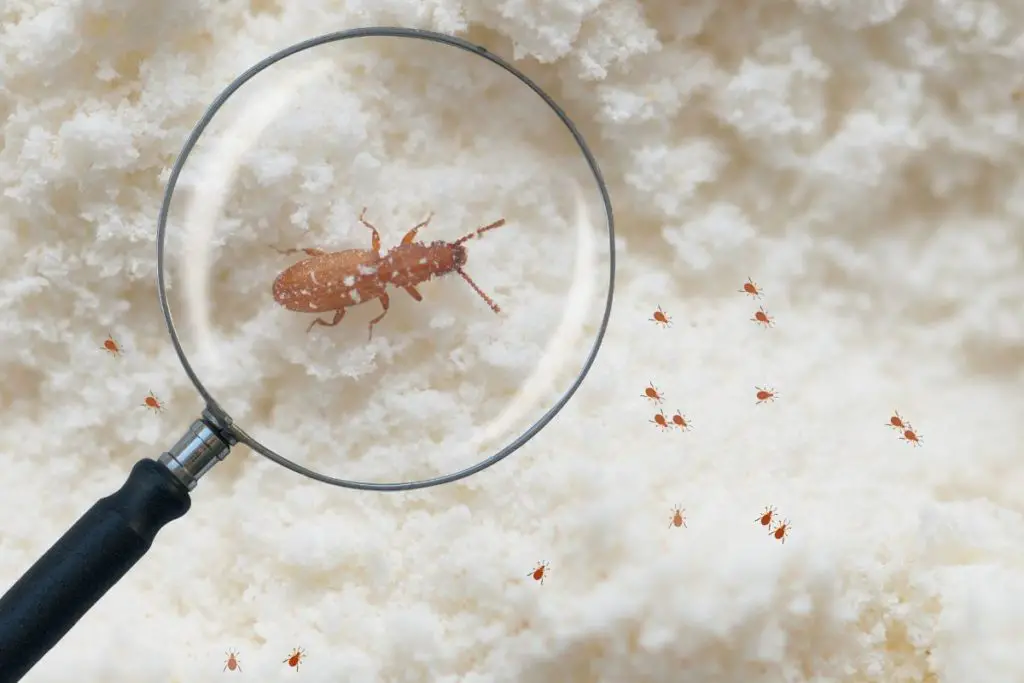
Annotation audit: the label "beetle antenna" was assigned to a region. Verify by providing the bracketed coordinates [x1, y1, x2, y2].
[454, 218, 506, 246]
[456, 268, 500, 313]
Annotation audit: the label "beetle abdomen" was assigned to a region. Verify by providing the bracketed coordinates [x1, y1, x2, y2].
[272, 249, 385, 312]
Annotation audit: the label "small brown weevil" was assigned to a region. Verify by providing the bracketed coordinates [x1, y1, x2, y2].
[272, 208, 506, 339]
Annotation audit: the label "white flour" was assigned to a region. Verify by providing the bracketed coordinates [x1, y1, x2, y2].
[0, 0, 1022, 681]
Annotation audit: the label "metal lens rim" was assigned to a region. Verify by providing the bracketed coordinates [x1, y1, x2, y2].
[155, 26, 616, 492]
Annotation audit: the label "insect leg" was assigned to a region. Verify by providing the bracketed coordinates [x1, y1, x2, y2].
[400, 212, 434, 245]
[366, 293, 391, 340]
[403, 285, 423, 302]
[306, 308, 346, 333]
[358, 207, 383, 255]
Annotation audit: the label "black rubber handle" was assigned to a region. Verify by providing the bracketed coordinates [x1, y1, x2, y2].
[0, 458, 191, 682]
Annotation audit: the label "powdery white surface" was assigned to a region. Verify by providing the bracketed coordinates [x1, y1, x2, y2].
[1, 1, 1023, 682]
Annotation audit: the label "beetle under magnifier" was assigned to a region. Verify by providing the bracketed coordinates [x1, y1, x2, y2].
[0, 27, 615, 681]
[270, 208, 508, 340]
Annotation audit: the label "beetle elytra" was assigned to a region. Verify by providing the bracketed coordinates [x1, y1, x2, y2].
[272, 208, 506, 339]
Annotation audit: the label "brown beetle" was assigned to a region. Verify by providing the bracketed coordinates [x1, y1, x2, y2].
[272, 208, 506, 339]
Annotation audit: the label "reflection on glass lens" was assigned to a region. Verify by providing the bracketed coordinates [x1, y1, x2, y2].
[161, 33, 612, 485]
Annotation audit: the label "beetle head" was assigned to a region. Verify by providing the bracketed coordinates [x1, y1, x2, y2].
[452, 243, 468, 268]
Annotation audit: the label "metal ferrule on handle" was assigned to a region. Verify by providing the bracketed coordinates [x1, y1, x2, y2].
[159, 411, 234, 490]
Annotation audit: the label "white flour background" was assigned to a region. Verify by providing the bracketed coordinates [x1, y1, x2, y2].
[2, 0, 1024, 682]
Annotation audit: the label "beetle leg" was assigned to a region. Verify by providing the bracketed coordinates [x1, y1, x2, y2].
[403, 285, 423, 302]
[271, 246, 328, 257]
[306, 308, 346, 333]
[358, 207, 383, 255]
[367, 293, 390, 340]
[400, 212, 434, 245]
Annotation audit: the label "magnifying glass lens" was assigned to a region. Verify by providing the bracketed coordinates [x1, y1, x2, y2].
[160, 34, 612, 486]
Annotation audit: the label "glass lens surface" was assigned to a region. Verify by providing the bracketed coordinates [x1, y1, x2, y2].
[162, 34, 612, 484]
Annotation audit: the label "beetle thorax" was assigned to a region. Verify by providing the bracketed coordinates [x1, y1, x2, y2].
[415, 240, 464, 273]
[380, 240, 466, 288]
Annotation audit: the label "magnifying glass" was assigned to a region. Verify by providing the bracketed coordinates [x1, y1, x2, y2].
[0, 27, 614, 680]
